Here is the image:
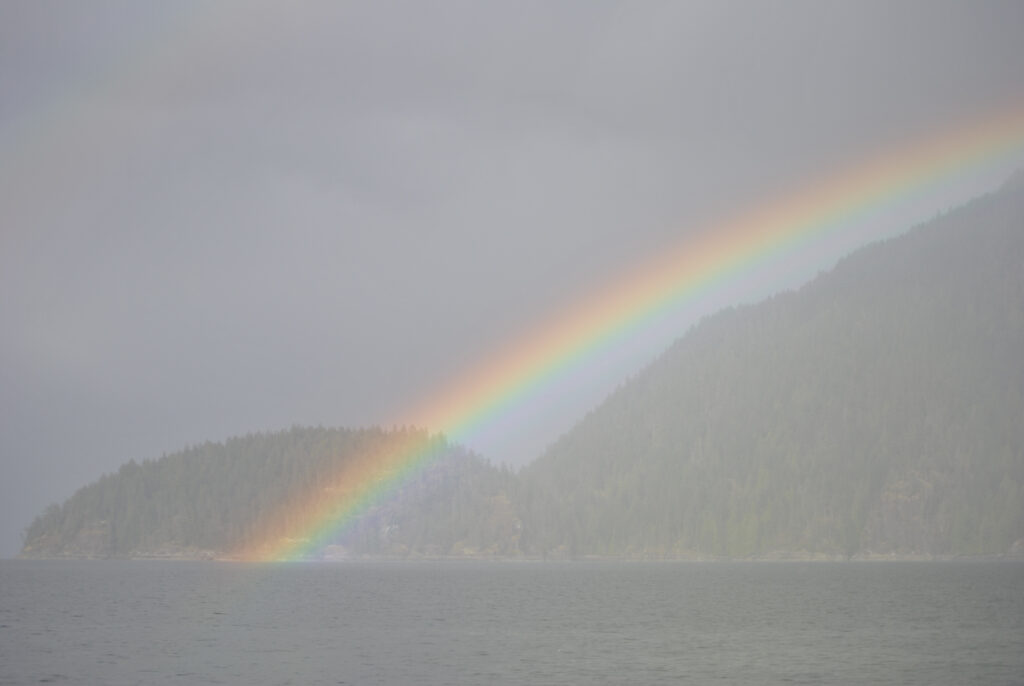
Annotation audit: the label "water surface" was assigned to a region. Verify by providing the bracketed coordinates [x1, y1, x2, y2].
[2, 559, 1022, 685]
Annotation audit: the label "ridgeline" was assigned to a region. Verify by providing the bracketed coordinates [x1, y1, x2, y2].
[21, 176, 1024, 560]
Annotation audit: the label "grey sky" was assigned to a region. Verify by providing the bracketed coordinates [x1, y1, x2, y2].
[2, 1, 1023, 557]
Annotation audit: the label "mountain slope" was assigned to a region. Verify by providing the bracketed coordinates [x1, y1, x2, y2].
[518, 179, 1024, 558]
[21, 177, 1024, 560]
[20, 426, 521, 559]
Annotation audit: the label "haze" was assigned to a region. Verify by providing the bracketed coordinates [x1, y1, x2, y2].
[2, 1, 1023, 558]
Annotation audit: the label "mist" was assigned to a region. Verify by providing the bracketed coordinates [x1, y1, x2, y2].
[3, 1, 1024, 558]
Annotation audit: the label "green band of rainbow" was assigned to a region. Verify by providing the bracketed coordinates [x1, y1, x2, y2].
[247, 102, 1024, 561]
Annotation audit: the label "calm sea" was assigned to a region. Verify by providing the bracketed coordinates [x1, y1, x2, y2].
[1, 559, 1022, 685]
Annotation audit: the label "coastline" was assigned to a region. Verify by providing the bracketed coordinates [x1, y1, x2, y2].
[15, 549, 1024, 563]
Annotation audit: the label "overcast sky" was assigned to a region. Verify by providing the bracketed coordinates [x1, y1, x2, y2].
[2, 1, 1023, 557]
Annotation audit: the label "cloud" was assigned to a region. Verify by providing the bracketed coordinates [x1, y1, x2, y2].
[2, 0, 1023, 556]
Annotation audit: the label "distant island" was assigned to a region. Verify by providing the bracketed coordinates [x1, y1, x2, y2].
[21, 175, 1024, 561]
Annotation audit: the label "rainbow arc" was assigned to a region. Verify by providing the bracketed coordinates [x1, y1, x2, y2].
[242, 103, 1024, 561]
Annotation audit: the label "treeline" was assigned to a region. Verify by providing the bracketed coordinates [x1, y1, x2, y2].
[515, 175, 1024, 558]
[20, 426, 520, 559]
[21, 175, 1024, 560]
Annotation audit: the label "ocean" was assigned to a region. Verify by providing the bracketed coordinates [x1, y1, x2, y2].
[1, 559, 1022, 685]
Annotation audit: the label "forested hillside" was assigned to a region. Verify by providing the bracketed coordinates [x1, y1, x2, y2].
[20, 426, 520, 559]
[517, 175, 1024, 559]
[21, 175, 1024, 560]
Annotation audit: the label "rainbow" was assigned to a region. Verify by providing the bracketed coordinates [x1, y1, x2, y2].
[243, 102, 1024, 561]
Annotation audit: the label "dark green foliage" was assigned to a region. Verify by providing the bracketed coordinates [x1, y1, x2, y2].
[516, 179, 1024, 558]
[20, 426, 518, 558]
[20, 177, 1024, 560]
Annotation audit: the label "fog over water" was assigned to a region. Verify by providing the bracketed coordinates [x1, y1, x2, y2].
[2, 1, 1024, 556]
